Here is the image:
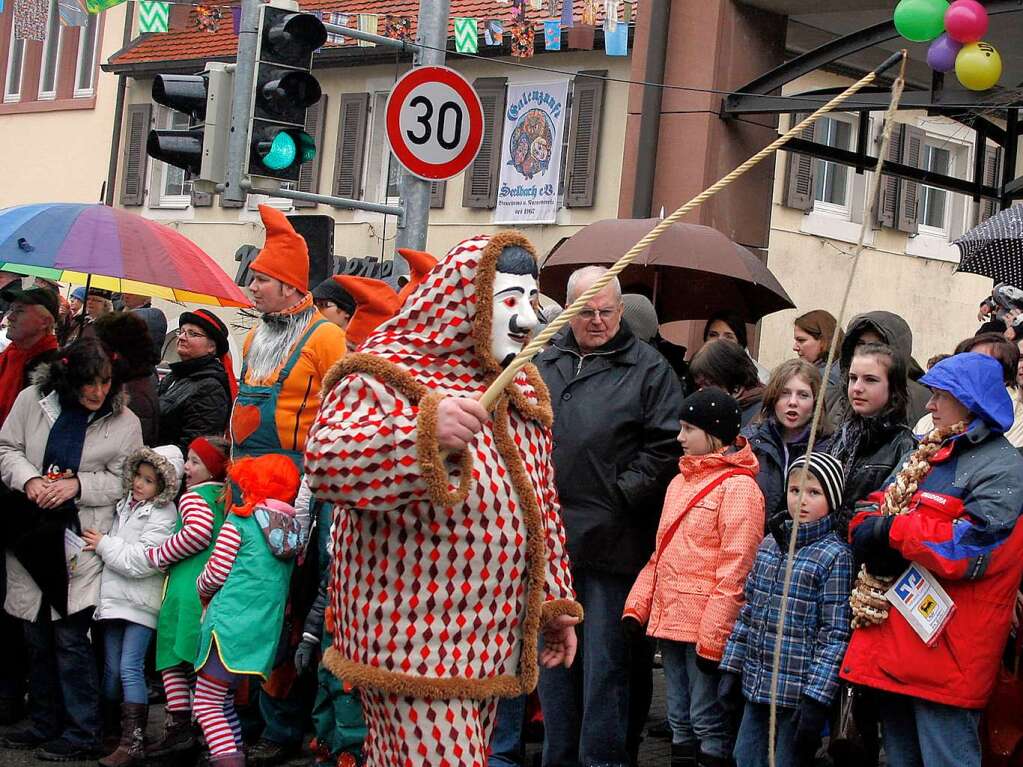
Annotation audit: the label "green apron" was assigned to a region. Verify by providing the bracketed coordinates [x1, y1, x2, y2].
[194, 512, 294, 678]
[154, 481, 226, 670]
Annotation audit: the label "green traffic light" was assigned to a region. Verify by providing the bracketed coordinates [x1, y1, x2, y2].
[261, 131, 297, 170]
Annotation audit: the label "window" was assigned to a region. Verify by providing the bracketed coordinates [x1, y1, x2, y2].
[367, 91, 399, 203]
[39, 0, 63, 99]
[5, 25, 25, 102]
[74, 14, 98, 96]
[919, 143, 951, 234]
[150, 108, 192, 208]
[813, 117, 854, 212]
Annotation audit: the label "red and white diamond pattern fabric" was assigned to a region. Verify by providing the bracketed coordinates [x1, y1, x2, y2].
[305, 232, 581, 714]
[359, 689, 499, 767]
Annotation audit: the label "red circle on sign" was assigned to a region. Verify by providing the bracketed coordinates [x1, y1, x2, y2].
[385, 66, 485, 181]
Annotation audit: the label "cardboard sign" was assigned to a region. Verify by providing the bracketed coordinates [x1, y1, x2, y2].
[885, 563, 955, 645]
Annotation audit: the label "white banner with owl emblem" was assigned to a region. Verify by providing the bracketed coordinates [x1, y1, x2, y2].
[494, 80, 570, 225]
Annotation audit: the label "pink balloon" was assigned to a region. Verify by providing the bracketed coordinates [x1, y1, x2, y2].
[945, 0, 989, 43]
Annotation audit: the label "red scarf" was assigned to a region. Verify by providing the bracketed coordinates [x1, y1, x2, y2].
[0, 334, 58, 425]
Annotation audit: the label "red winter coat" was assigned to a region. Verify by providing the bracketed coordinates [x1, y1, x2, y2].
[840, 424, 1023, 709]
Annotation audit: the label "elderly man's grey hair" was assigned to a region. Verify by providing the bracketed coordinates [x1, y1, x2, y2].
[566, 265, 622, 305]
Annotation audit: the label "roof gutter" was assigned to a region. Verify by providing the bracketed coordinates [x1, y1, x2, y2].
[104, 3, 136, 206]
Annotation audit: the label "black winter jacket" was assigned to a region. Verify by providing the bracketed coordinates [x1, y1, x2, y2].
[828, 418, 917, 539]
[535, 322, 684, 575]
[743, 418, 829, 523]
[125, 372, 160, 447]
[157, 355, 231, 454]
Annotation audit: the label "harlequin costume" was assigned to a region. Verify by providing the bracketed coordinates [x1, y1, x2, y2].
[305, 232, 583, 767]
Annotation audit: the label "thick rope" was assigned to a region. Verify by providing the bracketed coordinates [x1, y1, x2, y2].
[765, 54, 908, 766]
[478, 53, 906, 412]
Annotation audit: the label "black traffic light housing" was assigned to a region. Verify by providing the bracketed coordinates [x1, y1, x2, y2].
[246, 5, 326, 184]
[147, 73, 209, 177]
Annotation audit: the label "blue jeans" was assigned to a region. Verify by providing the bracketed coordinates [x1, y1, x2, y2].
[22, 608, 101, 748]
[660, 641, 734, 759]
[101, 620, 154, 705]
[733, 702, 801, 767]
[877, 692, 981, 767]
[538, 568, 632, 767]
[488, 694, 527, 767]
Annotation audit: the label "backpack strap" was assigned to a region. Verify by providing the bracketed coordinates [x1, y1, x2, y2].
[652, 469, 754, 565]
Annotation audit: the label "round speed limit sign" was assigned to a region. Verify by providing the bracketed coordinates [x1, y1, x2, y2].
[385, 66, 485, 181]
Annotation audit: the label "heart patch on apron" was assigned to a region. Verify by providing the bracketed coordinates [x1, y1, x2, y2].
[231, 403, 262, 445]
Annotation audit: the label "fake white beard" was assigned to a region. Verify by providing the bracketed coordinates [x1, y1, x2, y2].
[245, 306, 315, 384]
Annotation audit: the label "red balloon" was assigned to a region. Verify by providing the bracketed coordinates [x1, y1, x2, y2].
[945, 0, 989, 43]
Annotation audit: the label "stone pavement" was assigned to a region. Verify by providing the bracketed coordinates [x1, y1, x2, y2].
[0, 668, 673, 767]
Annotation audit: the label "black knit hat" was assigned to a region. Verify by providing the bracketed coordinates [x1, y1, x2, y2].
[788, 452, 845, 513]
[312, 278, 356, 315]
[179, 309, 229, 356]
[680, 388, 743, 445]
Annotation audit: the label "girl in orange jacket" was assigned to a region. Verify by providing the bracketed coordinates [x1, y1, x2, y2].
[624, 388, 765, 767]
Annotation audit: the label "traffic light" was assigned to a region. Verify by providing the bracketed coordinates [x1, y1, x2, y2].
[246, 2, 326, 184]
[146, 62, 233, 190]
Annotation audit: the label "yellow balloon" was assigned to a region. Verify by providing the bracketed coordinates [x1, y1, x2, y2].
[955, 41, 1002, 91]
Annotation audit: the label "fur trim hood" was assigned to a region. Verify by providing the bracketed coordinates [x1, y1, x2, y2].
[122, 445, 183, 506]
[29, 362, 130, 416]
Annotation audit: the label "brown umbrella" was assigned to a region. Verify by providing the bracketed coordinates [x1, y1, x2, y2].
[540, 218, 794, 323]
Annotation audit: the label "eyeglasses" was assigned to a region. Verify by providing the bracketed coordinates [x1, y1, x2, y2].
[177, 329, 208, 340]
[577, 308, 619, 322]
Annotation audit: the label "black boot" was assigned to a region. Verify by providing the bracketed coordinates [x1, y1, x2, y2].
[672, 742, 697, 767]
[695, 751, 732, 767]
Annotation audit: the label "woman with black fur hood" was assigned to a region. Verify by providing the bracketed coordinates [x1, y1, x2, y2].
[94, 312, 160, 446]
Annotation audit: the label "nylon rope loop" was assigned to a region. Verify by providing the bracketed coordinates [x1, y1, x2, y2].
[765, 51, 907, 767]
[478, 50, 905, 413]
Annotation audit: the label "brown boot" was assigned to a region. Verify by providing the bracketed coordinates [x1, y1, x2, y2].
[98, 703, 147, 767]
[146, 707, 197, 757]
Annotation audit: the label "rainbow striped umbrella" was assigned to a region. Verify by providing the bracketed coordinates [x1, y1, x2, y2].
[0, 203, 250, 307]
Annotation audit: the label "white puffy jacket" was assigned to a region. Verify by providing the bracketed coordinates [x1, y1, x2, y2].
[93, 446, 181, 628]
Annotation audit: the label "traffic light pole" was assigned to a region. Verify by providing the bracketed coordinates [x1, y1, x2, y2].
[391, 0, 450, 275]
[223, 0, 261, 204]
[239, 178, 405, 221]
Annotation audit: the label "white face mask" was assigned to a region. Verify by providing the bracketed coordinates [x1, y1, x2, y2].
[490, 270, 540, 367]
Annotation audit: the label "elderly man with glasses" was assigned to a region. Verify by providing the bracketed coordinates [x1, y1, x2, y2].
[534, 265, 683, 767]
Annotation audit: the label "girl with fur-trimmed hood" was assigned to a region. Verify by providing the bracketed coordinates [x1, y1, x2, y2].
[82, 445, 182, 767]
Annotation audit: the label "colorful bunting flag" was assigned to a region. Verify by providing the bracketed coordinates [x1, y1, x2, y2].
[231, 5, 240, 34]
[383, 15, 412, 42]
[529, 0, 543, 9]
[193, 5, 222, 33]
[510, 18, 534, 58]
[57, 0, 87, 27]
[357, 13, 377, 46]
[83, 0, 123, 13]
[454, 17, 478, 53]
[512, 0, 527, 22]
[543, 19, 560, 50]
[581, 0, 597, 26]
[560, 0, 573, 28]
[139, 0, 169, 33]
[325, 12, 348, 45]
[623, 1, 633, 23]
[15, 0, 47, 39]
[484, 19, 504, 46]
[604, 0, 618, 32]
[566, 23, 594, 49]
[604, 18, 627, 55]
[547, 0, 557, 15]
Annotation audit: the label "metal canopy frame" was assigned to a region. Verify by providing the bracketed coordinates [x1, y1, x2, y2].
[722, 2, 1023, 207]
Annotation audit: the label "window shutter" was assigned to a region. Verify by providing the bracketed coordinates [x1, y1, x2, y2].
[430, 180, 446, 209]
[120, 104, 151, 206]
[332, 92, 369, 202]
[295, 94, 327, 208]
[874, 122, 904, 228]
[565, 70, 606, 208]
[191, 188, 213, 207]
[980, 146, 1002, 223]
[896, 125, 923, 234]
[783, 114, 817, 211]
[462, 77, 507, 209]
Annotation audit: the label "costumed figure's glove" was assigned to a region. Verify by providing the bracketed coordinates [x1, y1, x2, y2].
[694, 654, 720, 676]
[294, 634, 319, 675]
[717, 672, 744, 715]
[621, 616, 645, 643]
[792, 697, 830, 763]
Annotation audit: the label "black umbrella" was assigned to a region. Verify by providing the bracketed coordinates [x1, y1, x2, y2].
[954, 206, 1023, 285]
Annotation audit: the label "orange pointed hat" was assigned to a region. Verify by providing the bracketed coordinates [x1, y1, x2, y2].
[333, 276, 400, 347]
[250, 205, 309, 292]
[396, 248, 438, 304]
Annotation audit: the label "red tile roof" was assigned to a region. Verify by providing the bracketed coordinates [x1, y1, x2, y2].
[109, 1, 616, 66]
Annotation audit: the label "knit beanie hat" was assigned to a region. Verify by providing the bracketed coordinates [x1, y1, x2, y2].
[680, 388, 743, 445]
[622, 294, 659, 343]
[250, 205, 309, 292]
[787, 452, 845, 513]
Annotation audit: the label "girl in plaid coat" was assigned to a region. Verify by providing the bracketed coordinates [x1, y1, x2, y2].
[718, 452, 854, 767]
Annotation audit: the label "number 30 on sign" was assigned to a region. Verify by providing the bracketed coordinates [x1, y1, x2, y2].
[385, 66, 485, 181]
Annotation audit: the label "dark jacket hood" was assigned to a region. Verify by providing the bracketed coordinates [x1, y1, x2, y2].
[840, 311, 915, 370]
